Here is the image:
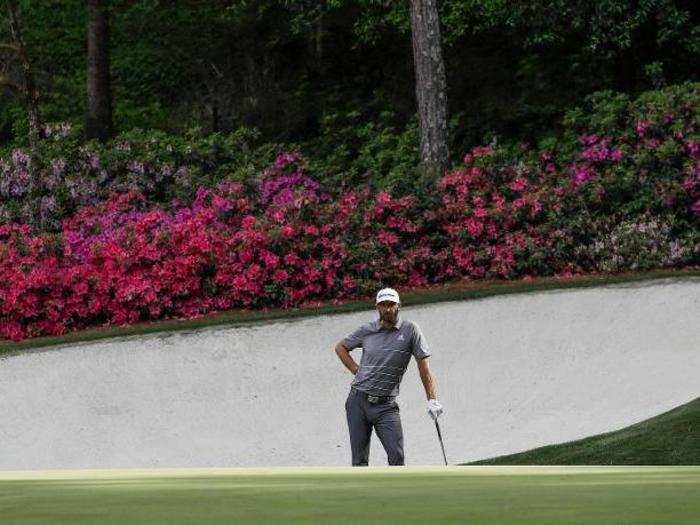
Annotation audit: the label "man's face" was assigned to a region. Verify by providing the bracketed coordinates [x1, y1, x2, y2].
[377, 301, 399, 324]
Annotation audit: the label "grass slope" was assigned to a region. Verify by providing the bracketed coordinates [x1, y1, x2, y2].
[0, 467, 698, 525]
[469, 398, 700, 465]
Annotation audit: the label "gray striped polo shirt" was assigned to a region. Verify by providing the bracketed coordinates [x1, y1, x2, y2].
[342, 316, 431, 397]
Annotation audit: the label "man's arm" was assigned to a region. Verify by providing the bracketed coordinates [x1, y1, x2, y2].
[416, 356, 437, 400]
[335, 341, 359, 375]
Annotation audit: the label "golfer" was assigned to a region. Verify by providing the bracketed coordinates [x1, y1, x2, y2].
[334, 287, 443, 466]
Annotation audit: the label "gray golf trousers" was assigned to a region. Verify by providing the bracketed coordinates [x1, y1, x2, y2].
[345, 388, 405, 466]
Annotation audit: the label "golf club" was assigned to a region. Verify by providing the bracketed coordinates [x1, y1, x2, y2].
[434, 419, 448, 465]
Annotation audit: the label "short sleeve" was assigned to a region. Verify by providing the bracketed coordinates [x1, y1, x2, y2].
[342, 323, 371, 351]
[411, 322, 431, 359]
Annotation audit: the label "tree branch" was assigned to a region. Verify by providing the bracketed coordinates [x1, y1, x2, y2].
[0, 74, 23, 92]
[0, 43, 20, 53]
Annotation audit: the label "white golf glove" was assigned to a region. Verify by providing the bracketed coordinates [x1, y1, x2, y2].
[427, 399, 443, 420]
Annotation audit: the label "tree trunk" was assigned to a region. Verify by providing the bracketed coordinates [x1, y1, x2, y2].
[6, 1, 42, 152]
[409, 0, 449, 182]
[86, 0, 112, 142]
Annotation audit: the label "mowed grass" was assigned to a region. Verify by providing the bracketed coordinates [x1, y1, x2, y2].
[0, 466, 698, 525]
[470, 397, 700, 465]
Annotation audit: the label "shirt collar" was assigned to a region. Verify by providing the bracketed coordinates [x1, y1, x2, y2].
[376, 316, 403, 331]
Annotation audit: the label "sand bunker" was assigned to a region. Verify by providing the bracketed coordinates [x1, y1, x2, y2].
[1, 277, 698, 469]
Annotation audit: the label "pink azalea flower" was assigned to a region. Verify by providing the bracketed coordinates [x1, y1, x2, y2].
[474, 207, 488, 219]
[571, 164, 595, 187]
[377, 230, 399, 246]
[507, 178, 528, 192]
[471, 145, 494, 158]
[635, 120, 651, 137]
[303, 224, 320, 236]
[261, 251, 279, 268]
[691, 200, 700, 215]
[464, 217, 484, 237]
[578, 134, 599, 146]
[272, 269, 289, 283]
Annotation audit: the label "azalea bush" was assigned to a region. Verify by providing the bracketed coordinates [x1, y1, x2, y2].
[0, 125, 273, 232]
[0, 83, 698, 341]
[551, 83, 699, 271]
[574, 214, 694, 273]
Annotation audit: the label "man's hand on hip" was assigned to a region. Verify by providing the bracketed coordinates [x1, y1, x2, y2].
[427, 399, 443, 420]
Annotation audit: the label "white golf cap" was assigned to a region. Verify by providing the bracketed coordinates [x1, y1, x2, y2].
[376, 287, 400, 304]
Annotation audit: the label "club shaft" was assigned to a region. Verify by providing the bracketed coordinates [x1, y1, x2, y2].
[435, 420, 448, 465]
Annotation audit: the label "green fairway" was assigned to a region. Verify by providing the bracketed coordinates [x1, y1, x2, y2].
[1, 466, 698, 524]
[469, 397, 700, 465]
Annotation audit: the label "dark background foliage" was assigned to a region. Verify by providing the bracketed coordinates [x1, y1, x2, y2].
[1, 0, 697, 158]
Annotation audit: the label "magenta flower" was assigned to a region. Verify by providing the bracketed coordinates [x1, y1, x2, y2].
[578, 134, 599, 146]
[474, 207, 488, 219]
[682, 176, 696, 192]
[272, 269, 289, 283]
[636, 120, 651, 137]
[274, 151, 304, 170]
[580, 138, 622, 163]
[303, 224, 320, 236]
[472, 196, 485, 207]
[241, 215, 256, 229]
[507, 178, 528, 192]
[691, 200, 700, 216]
[571, 164, 595, 187]
[464, 217, 484, 237]
[212, 195, 234, 213]
[471, 145, 494, 158]
[377, 230, 399, 246]
[260, 153, 323, 208]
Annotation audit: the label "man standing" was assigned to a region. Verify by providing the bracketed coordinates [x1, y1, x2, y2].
[334, 287, 443, 466]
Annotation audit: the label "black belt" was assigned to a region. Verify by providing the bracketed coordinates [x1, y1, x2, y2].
[352, 388, 396, 404]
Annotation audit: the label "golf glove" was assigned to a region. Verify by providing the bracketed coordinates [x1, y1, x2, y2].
[427, 399, 443, 420]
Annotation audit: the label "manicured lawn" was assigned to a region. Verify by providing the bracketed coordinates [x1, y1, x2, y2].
[469, 398, 700, 465]
[1, 466, 698, 524]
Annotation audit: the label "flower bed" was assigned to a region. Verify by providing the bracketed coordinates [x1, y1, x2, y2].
[0, 84, 698, 341]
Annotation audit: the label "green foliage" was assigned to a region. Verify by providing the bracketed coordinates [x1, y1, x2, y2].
[0, 0, 697, 159]
[105, 126, 275, 191]
[561, 82, 699, 148]
[0, 124, 275, 232]
[294, 104, 421, 196]
[544, 82, 700, 273]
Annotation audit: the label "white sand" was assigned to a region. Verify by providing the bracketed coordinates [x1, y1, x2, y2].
[0, 277, 698, 469]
